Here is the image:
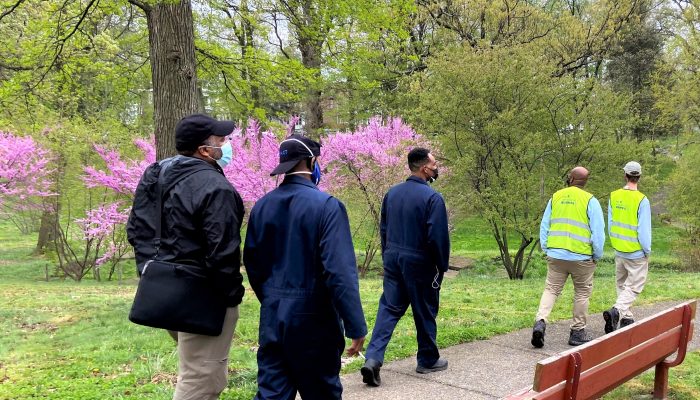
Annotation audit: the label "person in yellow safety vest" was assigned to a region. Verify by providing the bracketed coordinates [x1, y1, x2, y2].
[531, 166, 605, 348]
[603, 161, 651, 334]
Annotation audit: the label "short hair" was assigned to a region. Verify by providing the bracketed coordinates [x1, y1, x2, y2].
[408, 147, 431, 172]
[626, 174, 640, 183]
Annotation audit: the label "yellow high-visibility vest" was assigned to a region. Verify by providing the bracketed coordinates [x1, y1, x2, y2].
[547, 186, 594, 255]
[609, 189, 646, 252]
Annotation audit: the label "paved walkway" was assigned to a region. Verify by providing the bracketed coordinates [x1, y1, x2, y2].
[341, 300, 699, 400]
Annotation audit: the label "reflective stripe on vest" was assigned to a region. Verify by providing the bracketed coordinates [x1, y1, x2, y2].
[610, 189, 645, 252]
[547, 186, 594, 255]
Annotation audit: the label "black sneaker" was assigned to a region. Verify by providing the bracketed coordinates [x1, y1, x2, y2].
[531, 319, 546, 348]
[361, 358, 382, 387]
[603, 307, 620, 334]
[568, 329, 593, 346]
[416, 358, 448, 374]
[620, 318, 635, 328]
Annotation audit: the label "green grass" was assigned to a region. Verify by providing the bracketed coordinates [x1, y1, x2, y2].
[0, 219, 698, 399]
[604, 351, 700, 399]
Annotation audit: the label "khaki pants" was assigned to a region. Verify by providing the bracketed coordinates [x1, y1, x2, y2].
[535, 257, 596, 331]
[172, 306, 240, 400]
[614, 256, 649, 319]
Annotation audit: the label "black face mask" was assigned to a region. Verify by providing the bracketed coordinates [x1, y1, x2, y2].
[427, 166, 439, 183]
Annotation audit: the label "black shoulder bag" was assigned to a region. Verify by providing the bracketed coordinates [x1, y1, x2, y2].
[128, 161, 227, 336]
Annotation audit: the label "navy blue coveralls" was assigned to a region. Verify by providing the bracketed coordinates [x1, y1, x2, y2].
[243, 175, 367, 400]
[365, 176, 450, 367]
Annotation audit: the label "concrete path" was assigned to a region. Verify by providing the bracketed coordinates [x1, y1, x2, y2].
[341, 300, 699, 400]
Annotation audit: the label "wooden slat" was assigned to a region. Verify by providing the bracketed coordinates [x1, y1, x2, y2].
[533, 301, 696, 392]
[502, 386, 534, 399]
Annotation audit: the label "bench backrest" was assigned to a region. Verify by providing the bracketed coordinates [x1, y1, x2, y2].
[530, 300, 696, 400]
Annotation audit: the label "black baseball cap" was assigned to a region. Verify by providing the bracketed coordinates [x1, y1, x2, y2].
[270, 134, 321, 176]
[175, 114, 236, 151]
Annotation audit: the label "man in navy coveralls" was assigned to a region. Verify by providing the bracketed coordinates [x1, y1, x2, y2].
[243, 134, 367, 400]
[361, 147, 451, 387]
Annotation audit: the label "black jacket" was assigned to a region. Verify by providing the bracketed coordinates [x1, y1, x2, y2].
[127, 156, 245, 307]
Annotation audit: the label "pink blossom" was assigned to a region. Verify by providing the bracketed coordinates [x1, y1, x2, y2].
[224, 119, 282, 204]
[83, 136, 155, 197]
[80, 137, 153, 267]
[0, 131, 55, 212]
[75, 202, 129, 241]
[286, 116, 301, 136]
[322, 117, 429, 195]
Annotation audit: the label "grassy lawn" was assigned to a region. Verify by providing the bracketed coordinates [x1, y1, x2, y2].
[604, 352, 700, 399]
[0, 219, 698, 399]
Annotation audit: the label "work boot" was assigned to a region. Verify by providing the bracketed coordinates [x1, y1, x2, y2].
[531, 319, 546, 348]
[416, 358, 448, 374]
[361, 358, 382, 387]
[620, 318, 635, 328]
[568, 329, 593, 346]
[603, 307, 620, 334]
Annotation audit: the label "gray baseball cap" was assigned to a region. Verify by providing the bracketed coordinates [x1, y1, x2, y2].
[623, 161, 642, 176]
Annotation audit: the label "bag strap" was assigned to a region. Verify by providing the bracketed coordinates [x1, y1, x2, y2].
[153, 157, 211, 258]
[153, 160, 170, 257]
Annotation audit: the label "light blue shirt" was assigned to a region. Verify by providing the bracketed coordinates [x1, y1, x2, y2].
[608, 195, 651, 259]
[540, 196, 605, 261]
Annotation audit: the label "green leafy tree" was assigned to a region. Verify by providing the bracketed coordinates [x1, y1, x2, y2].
[413, 44, 641, 279]
[606, 1, 664, 143]
[657, 0, 700, 269]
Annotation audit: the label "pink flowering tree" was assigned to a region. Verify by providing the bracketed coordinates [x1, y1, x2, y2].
[322, 117, 430, 276]
[224, 119, 281, 204]
[53, 138, 156, 281]
[0, 132, 55, 234]
[73, 116, 431, 280]
[83, 138, 155, 197]
[54, 203, 130, 281]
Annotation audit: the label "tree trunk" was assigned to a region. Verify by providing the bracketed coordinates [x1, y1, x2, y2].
[299, 37, 323, 134]
[34, 207, 57, 255]
[240, 0, 260, 108]
[297, 0, 324, 135]
[492, 220, 515, 279]
[145, 0, 202, 161]
[34, 154, 64, 255]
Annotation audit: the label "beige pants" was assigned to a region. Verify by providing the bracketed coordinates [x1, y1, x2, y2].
[535, 257, 596, 330]
[613, 256, 649, 319]
[172, 306, 240, 400]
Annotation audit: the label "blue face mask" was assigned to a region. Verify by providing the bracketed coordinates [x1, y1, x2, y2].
[311, 160, 321, 185]
[216, 141, 233, 168]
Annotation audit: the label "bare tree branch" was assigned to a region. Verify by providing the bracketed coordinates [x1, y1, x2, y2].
[126, 0, 150, 13]
[31, 0, 100, 90]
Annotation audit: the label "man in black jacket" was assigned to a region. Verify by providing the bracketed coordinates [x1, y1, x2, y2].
[127, 114, 245, 400]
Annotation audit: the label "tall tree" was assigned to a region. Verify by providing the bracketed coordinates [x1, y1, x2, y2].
[129, 0, 202, 160]
[272, 0, 335, 133]
[606, 2, 664, 142]
[0, 0, 201, 160]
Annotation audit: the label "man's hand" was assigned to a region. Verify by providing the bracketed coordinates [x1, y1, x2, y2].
[346, 336, 365, 357]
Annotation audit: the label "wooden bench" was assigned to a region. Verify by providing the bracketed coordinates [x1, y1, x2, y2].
[505, 300, 697, 400]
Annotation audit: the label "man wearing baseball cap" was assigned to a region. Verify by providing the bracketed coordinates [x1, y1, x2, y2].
[243, 134, 367, 399]
[603, 161, 652, 333]
[127, 114, 245, 400]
